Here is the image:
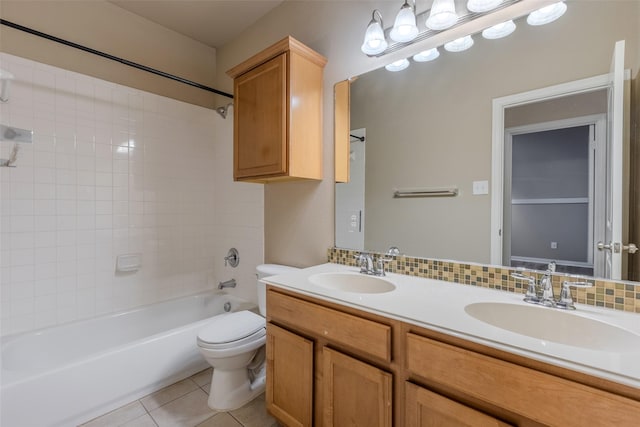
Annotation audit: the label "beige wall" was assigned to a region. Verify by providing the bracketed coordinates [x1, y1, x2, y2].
[0, 1, 219, 108]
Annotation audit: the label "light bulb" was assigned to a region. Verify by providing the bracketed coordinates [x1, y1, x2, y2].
[390, 2, 418, 43]
[527, 1, 567, 26]
[385, 58, 410, 72]
[467, 0, 502, 13]
[361, 10, 388, 55]
[482, 20, 516, 39]
[413, 48, 440, 62]
[444, 35, 474, 52]
[426, 0, 458, 31]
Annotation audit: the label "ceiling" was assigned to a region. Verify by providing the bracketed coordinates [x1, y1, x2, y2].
[109, 0, 285, 48]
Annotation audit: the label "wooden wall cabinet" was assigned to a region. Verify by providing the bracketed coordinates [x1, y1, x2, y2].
[227, 36, 327, 183]
[265, 285, 640, 427]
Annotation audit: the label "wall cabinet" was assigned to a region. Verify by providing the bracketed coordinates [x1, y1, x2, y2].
[227, 36, 327, 183]
[265, 285, 640, 427]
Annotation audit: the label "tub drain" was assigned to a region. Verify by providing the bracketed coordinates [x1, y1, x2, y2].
[223, 301, 231, 312]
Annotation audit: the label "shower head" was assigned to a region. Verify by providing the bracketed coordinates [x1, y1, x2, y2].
[215, 103, 233, 119]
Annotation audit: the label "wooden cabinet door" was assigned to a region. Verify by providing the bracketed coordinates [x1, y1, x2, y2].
[266, 323, 313, 427]
[405, 382, 512, 427]
[322, 347, 392, 427]
[234, 53, 288, 180]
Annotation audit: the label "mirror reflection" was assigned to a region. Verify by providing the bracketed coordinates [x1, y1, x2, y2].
[335, 1, 640, 281]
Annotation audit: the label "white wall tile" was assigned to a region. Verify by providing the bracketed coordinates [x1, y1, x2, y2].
[34, 231, 56, 248]
[1, 52, 262, 337]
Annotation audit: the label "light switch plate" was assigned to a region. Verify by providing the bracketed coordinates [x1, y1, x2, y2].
[472, 180, 489, 195]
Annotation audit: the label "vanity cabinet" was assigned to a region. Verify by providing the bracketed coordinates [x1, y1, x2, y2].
[265, 284, 640, 427]
[227, 36, 327, 183]
[265, 287, 394, 427]
[405, 331, 640, 427]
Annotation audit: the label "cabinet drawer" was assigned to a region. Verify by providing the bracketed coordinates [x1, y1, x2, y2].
[267, 290, 391, 362]
[406, 333, 640, 426]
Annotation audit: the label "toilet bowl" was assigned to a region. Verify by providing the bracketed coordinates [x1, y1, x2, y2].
[197, 264, 299, 411]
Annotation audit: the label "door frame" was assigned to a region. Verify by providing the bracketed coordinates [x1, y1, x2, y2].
[502, 115, 606, 272]
[490, 73, 611, 265]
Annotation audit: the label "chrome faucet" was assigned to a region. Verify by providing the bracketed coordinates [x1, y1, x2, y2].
[556, 280, 594, 310]
[218, 278, 237, 289]
[511, 262, 592, 310]
[539, 261, 556, 307]
[354, 252, 391, 276]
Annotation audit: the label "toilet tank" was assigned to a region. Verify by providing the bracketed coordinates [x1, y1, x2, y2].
[256, 264, 300, 316]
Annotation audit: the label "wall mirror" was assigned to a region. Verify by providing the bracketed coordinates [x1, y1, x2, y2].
[335, 1, 640, 282]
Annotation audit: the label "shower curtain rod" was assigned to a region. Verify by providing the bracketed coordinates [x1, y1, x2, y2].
[0, 19, 234, 99]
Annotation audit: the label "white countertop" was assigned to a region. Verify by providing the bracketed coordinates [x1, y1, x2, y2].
[263, 263, 640, 390]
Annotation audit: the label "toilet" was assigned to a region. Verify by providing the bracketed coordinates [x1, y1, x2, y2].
[197, 264, 299, 411]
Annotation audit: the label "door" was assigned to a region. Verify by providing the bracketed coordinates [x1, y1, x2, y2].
[266, 323, 313, 427]
[234, 53, 287, 180]
[601, 39, 633, 280]
[323, 347, 392, 427]
[405, 382, 512, 427]
[503, 117, 604, 276]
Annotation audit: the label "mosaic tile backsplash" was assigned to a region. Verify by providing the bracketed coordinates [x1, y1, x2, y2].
[328, 248, 640, 313]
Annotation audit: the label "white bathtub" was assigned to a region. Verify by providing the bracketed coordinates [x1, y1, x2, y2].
[0, 291, 257, 427]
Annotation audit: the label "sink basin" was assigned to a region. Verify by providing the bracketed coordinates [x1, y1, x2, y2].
[465, 302, 640, 352]
[309, 272, 396, 294]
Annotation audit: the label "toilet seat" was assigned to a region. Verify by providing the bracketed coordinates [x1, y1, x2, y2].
[197, 311, 265, 350]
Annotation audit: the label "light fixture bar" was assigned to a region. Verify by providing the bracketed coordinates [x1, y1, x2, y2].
[372, 0, 522, 57]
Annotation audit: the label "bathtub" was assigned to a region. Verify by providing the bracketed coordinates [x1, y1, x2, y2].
[0, 291, 257, 427]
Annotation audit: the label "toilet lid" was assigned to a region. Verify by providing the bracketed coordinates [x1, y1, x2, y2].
[197, 311, 265, 344]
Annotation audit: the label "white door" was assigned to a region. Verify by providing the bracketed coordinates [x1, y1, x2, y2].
[601, 40, 627, 280]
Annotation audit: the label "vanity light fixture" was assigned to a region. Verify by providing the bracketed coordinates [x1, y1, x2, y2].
[444, 35, 474, 52]
[385, 58, 411, 72]
[467, 0, 503, 13]
[363, 0, 566, 59]
[426, 0, 458, 31]
[413, 47, 440, 62]
[482, 20, 516, 39]
[527, 1, 567, 26]
[390, 0, 419, 43]
[361, 10, 388, 55]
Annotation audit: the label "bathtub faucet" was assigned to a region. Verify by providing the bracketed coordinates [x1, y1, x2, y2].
[218, 279, 237, 289]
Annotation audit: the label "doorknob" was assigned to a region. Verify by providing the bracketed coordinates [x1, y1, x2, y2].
[597, 241, 614, 252]
[597, 241, 637, 254]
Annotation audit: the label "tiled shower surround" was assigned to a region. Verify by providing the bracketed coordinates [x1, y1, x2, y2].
[0, 53, 264, 336]
[329, 248, 640, 313]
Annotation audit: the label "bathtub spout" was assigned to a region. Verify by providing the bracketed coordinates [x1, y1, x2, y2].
[218, 279, 236, 289]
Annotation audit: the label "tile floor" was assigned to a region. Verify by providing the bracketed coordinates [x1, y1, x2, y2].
[80, 368, 280, 427]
